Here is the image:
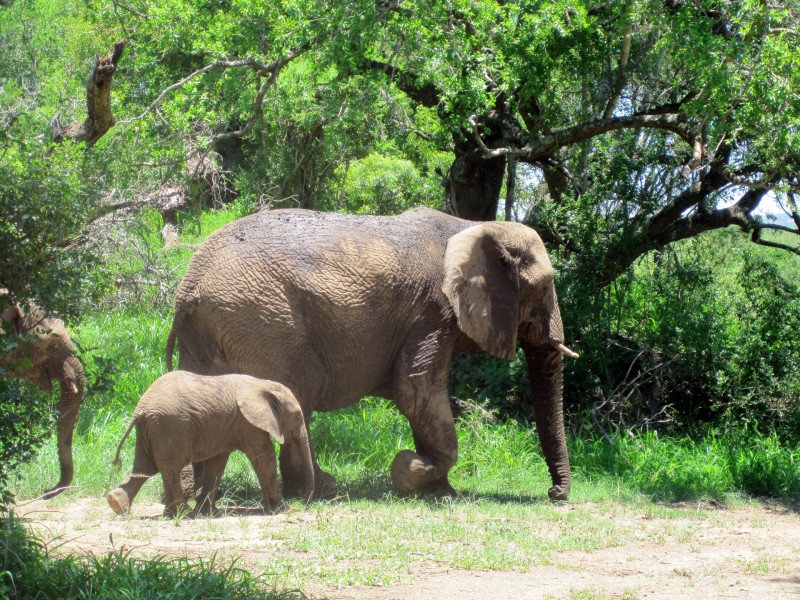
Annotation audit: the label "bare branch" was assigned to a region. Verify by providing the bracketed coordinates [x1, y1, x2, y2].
[769, 27, 800, 36]
[647, 169, 728, 237]
[787, 191, 800, 229]
[709, 163, 796, 192]
[751, 227, 800, 255]
[470, 108, 696, 163]
[210, 73, 275, 144]
[603, 8, 633, 119]
[54, 40, 126, 146]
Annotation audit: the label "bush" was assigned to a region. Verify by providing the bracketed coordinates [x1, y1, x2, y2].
[561, 231, 800, 437]
[449, 229, 800, 441]
[330, 153, 442, 215]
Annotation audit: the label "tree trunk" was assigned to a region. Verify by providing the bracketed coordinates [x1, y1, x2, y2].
[445, 132, 506, 221]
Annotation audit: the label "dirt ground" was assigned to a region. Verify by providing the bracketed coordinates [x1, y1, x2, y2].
[13, 497, 800, 600]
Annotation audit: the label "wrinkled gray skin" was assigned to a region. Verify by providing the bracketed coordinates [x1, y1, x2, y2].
[166, 208, 577, 500]
[1, 293, 85, 499]
[108, 371, 314, 517]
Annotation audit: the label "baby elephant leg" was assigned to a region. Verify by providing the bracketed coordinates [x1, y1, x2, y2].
[194, 452, 231, 516]
[108, 449, 157, 515]
[242, 437, 283, 513]
[161, 468, 192, 518]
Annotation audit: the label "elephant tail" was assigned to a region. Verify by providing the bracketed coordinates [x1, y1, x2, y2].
[112, 417, 137, 468]
[165, 311, 182, 372]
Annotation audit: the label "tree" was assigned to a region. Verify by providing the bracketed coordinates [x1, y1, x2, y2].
[347, 1, 800, 282]
[0, 1, 124, 497]
[95, 1, 800, 285]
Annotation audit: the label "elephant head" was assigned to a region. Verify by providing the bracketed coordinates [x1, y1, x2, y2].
[442, 222, 576, 500]
[1, 292, 85, 499]
[236, 380, 315, 504]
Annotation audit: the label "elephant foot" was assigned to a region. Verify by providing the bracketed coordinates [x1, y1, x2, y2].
[390, 450, 455, 497]
[547, 484, 569, 501]
[315, 469, 336, 498]
[162, 502, 192, 519]
[265, 498, 288, 515]
[107, 489, 130, 515]
[43, 469, 73, 499]
[42, 483, 70, 500]
[192, 498, 218, 518]
[419, 477, 458, 498]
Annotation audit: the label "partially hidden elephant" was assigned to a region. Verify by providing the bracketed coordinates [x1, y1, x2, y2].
[107, 371, 314, 517]
[1, 291, 85, 499]
[166, 207, 579, 500]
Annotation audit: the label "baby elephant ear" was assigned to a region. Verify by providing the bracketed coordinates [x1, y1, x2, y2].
[236, 379, 288, 444]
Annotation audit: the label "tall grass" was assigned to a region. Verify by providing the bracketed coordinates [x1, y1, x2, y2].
[573, 427, 800, 503]
[11, 306, 800, 506]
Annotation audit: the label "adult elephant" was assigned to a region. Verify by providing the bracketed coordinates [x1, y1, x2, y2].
[1, 293, 85, 499]
[166, 208, 578, 500]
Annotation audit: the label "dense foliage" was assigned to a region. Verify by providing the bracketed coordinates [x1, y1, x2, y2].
[453, 228, 800, 439]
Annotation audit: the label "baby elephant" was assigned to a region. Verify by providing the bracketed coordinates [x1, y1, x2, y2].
[107, 371, 314, 517]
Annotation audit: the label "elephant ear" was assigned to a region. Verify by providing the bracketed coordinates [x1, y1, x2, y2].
[236, 380, 286, 444]
[442, 223, 520, 360]
[1, 302, 23, 334]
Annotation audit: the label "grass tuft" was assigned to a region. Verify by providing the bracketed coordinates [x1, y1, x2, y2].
[0, 511, 306, 599]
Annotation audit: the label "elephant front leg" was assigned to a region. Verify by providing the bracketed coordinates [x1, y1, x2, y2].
[242, 439, 285, 513]
[391, 376, 458, 497]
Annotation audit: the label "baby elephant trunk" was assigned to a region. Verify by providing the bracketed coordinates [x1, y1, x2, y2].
[297, 426, 315, 504]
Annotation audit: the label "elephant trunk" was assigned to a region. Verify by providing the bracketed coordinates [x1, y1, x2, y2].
[44, 354, 85, 499]
[297, 425, 315, 504]
[522, 343, 571, 500]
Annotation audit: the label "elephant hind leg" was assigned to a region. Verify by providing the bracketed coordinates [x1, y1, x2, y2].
[108, 452, 158, 515]
[161, 469, 191, 518]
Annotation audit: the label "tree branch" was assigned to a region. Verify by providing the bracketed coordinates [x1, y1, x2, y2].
[603, 8, 633, 119]
[122, 39, 318, 126]
[360, 59, 441, 107]
[751, 227, 800, 255]
[647, 169, 728, 237]
[54, 40, 126, 147]
[469, 108, 695, 162]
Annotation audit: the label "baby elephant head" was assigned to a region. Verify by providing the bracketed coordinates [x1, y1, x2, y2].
[236, 380, 315, 503]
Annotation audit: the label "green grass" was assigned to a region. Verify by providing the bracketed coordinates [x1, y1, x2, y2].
[6, 300, 800, 595]
[572, 427, 800, 503]
[12, 300, 800, 505]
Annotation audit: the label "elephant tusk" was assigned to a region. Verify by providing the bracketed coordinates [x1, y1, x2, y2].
[554, 343, 579, 359]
